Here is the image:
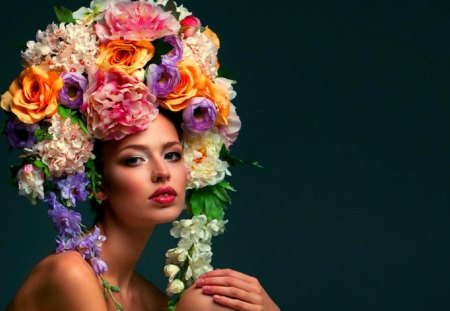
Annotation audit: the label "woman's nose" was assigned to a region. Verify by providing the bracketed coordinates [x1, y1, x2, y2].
[151, 159, 170, 183]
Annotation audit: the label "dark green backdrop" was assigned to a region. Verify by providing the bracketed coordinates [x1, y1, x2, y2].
[1, 1, 450, 310]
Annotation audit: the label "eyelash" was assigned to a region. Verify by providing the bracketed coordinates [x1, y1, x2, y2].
[123, 151, 182, 166]
[164, 151, 182, 161]
[123, 156, 145, 166]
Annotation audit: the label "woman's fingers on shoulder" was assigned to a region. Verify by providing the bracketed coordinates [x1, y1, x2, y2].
[195, 268, 280, 311]
[200, 268, 260, 284]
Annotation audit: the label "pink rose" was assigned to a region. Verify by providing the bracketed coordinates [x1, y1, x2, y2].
[81, 69, 158, 140]
[95, 0, 180, 42]
[180, 15, 201, 38]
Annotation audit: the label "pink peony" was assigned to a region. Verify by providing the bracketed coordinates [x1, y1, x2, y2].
[95, 0, 180, 42]
[81, 68, 158, 140]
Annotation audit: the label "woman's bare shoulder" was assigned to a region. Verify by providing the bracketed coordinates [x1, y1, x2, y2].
[176, 285, 231, 311]
[8, 251, 107, 311]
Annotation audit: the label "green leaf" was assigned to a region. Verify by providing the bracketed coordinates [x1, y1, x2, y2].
[162, 0, 180, 19]
[33, 159, 46, 169]
[110, 285, 121, 293]
[220, 144, 263, 168]
[54, 6, 75, 23]
[218, 180, 236, 192]
[189, 190, 204, 216]
[211, 184, 231, 203]
[58, 105, 72, 118]
[204, 194, 225, 220]
[34, 127, 46, 142]
[77, 119, 89, 134]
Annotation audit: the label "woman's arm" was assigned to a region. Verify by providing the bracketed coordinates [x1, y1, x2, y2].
[194, 269, 280, 311]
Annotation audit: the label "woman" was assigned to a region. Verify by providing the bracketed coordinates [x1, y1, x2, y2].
[2, 0, 279, 310]
[6, 113, 279, 310]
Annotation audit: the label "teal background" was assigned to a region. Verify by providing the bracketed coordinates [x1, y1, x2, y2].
[1, 0, 450, 310]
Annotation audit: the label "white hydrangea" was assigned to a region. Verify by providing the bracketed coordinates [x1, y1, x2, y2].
[32, 114, 94, 177]
[17, 164, 45, 204]
[183, 130, 230, 189]
[182, 30, 219, 79]
[22, 22, 98, 73]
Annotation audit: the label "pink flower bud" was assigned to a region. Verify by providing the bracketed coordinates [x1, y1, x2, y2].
[181, 15, 201, 28]
[180, 15, 201, 37]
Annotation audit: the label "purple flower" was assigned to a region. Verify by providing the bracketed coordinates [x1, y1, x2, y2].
[46, 192, 82, 236]
[56, 173, 90, 206]
[90, 257, 108, 274]
[162, 35, 183, 63]
[5, 117, 38, 148]
[146, 60, 180, 97]
[182, 97, 217, 133]
[59, 72, 88, 109]
[55, 236, 77, 253]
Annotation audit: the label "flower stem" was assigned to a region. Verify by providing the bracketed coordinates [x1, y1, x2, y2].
[100, 275, 123, 311]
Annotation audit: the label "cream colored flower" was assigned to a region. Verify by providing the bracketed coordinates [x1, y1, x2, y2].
[17, 164, 45, 204]
[167, 279, 185, 295]
[183, 131, 230, 189]
[164, 264, 180, 281]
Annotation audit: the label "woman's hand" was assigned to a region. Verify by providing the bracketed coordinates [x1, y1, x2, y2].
[195, 268, 280, 311]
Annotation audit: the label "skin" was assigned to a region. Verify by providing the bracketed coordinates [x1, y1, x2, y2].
[7, 114, 279, 311]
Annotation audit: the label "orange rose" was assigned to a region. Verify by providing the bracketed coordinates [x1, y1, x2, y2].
[96, 40, 155, 77]
[199, 79, 230, 126]
[160, 59, 207, 111]
[1, 66, 63, 124]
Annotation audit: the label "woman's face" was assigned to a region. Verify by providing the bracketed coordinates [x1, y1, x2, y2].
[99, 114, 187, 227]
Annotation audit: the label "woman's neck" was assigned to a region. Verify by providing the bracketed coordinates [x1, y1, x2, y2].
[95, 217, 155, 290]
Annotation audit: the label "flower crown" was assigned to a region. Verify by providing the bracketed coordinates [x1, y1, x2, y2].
[1, 0, 255, 309]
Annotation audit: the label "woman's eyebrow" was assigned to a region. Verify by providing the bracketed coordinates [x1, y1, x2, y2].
[118, 141, 181, 153]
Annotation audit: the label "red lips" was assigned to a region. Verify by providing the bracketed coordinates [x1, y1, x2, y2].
[149, 186, 177, 204]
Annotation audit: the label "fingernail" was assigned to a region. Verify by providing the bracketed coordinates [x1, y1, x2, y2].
[196, 278, 205, 287]
[202, 286, 212, 294]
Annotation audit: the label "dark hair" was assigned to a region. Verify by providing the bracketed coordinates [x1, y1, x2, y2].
[90, 108, 183, 222]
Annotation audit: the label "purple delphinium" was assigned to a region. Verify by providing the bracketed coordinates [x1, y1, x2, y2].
[45, 192, 82, 236]
[56, 173, 90, 206]
[73, 227, 107, 274]
[90, 257, 108, 275]
[162, 35, 183, 63]
[55, 235, 77, 253]
[182, 97, 217, 133]
[5, 117, 38, 148]
[59, 72, 88, 109]
[146, 60, 180, 97]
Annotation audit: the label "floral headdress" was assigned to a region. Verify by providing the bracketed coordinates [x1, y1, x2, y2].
[1, 0, 257, 310]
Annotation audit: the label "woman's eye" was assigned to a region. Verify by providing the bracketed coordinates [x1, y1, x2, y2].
[123, 157, 144, 166]
[164, 152, 181, 161]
